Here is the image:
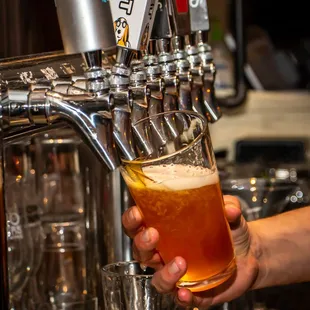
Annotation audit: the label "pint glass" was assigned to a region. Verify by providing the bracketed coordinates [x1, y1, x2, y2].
[121, 111, 236, 292]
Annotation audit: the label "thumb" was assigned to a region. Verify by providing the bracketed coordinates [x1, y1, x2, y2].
[224, 195, 242, 228]
[224, 196, 251, 257]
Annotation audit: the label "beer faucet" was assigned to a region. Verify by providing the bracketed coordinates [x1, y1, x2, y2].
[143, 41, 172, 150]
[169, 0, 193, 111]
[2, 0, 159, 170]
[187, 0, 222, 122]
[108, 0, 158, 160]
[189, 0, 247, 110]
[149, 0, 181, 139]
[144, 0, 171, 120]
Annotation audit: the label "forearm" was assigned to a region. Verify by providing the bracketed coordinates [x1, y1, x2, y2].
[250, 206, 310, 289]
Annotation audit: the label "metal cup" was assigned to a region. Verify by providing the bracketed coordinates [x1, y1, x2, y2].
[101, 261, 181, 310]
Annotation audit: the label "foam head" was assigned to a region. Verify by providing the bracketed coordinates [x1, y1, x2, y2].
[141, 164, 219, 191]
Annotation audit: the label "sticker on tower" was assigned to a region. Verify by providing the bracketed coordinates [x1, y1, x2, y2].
[114, 17, 131, 47]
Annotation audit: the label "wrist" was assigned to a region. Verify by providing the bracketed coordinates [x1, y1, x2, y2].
[248, 220, 268, 290]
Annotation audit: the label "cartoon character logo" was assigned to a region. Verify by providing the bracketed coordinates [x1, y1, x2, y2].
[140, 23, 150, 52]
[114, 17, 131, 47]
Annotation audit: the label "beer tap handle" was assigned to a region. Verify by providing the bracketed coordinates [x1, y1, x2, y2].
[108, 0, 159, 161]
[189, 0, 210, 33]
[55, 0, 116, 55]
[169, 0, 191, 39]
[109, 0, 159, 67]
[55, 0, 116, 70]
[151, 0, 172, 41]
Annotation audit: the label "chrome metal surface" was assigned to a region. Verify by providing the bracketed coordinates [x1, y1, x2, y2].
[110, 86, 137, 161]
[188, 46, 222, 122]
[46, 91, 119, 171]
[82, 50, 103, 70]
[55, 0, 116, 55]
[2, 88, 119, 171]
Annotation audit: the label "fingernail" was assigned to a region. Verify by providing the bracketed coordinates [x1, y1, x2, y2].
[168, 260, 180, 275]
[129, 209, 136, 222]
[141, 229, 151, 243]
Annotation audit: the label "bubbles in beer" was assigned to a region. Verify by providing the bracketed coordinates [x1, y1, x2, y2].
[141, 164, 219, 191]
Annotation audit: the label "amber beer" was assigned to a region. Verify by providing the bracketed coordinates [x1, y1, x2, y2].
[122, 163, 236, 292]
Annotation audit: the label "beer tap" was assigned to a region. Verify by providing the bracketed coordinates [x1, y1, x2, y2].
[2, 0, 118, 171]
[144, 1, 170, 119]
[108, 0, 158, 160]
[189, 0, 247, 110]
[150, 0, 174, 107]
[142, 46, 173, 151]
[150, 0, 182, 139]
[169, 0, 193, 111]
[130, 61, 149, 125]
[129, 61, 157, 157]
[186, 0, 222, 123]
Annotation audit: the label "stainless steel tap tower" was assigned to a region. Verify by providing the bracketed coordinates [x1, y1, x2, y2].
[0, 0, 246, 308]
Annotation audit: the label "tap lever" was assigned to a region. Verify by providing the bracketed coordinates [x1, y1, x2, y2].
[55, 0, 116, 55]
[189, 0, 210, 33]
[109, 0, 158, 51]
[151, 0, 172, 40]
[169, 0, 191, 37]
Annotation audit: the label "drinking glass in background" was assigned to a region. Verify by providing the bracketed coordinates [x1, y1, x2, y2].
[120, 111, 235, 292]
[5, 176, 34, 309]
[36, 217, 88, 307]
[221, 178, 298, 221]
[34, 131, 90, 307]
[55, 296, 98, 310]
[102, 261, 183, 310]
[21, 176, 45, 310]
[38, 133, 84, 223]
[4, 141, 38, 309]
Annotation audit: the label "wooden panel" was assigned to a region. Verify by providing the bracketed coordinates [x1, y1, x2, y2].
[210, 91, 310, 161]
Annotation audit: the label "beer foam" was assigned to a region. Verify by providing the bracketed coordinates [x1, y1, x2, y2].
[142, 164, 219, 191]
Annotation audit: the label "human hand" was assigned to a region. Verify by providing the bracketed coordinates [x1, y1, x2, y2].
[122, 195, 260, 308]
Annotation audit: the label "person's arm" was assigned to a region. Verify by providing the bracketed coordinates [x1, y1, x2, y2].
[251, 206, 310, 289]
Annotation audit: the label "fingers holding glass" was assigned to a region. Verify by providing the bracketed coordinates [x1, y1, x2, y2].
[122, 206, 143, 238]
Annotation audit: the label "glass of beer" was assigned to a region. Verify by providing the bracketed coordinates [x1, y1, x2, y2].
[120, 111, 236, 292]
